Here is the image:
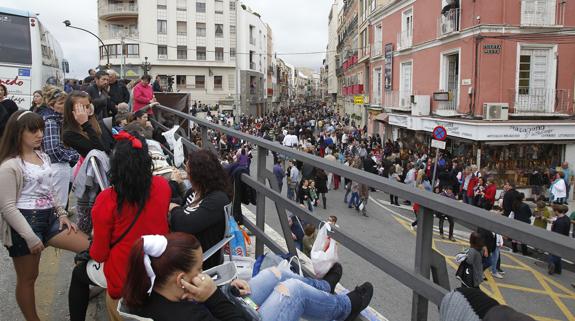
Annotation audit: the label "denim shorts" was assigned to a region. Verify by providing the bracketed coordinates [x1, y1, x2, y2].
[6, 208, 61, 257]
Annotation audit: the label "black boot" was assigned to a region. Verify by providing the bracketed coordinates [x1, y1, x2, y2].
[345, 282, 374, 321]
[322, 196, 327, 209]
[322, 263, 342, 294]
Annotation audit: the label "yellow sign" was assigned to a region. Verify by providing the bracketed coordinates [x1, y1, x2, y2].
[354, 96, 364, 105]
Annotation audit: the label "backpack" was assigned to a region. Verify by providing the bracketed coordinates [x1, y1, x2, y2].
[456, 260, 475, 288]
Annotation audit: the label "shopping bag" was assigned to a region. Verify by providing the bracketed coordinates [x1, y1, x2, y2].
[311, 222, 338, 278]
[224, 255, 255, 281]
[224, 214, 248, 257]
[278, 256, 303, 277]
[173, 137, 184, 168]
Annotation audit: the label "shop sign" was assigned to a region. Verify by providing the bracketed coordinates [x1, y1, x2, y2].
[389, 114, 409, 127]
[354, 96, 364, 104]
[483, 44, 501, 54]
[483, 125, 575, 140]
[384, 43, 393, 91]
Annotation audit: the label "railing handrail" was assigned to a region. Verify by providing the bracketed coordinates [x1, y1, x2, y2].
[153, 104, 575, 263]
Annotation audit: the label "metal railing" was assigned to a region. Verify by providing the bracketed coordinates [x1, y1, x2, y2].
[152, 104, 575, 321]
[101, 28, 139, 40]
[520, 0, 562, 26]
[397, 30, 413, 50]
[435, 90, 459, 112]
[383, 90, 411, 110]
[98, 2, 138, 18]
[508, 88, 571, 115]
[438, 9, 460, 37]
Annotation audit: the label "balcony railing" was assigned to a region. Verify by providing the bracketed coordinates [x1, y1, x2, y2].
[101, 29, 139, 40]
[383, 90, 411, 110]
[98, 2, 138, 19]
[372, 42, 382, 57]
[438, 9, 460, 37]
[250, 62, 256, 70]
[358, 45, 370, 62]
[508, 88, 571, 115]
[249, 37, 256, 45]
[520, 0, 563, 26]
[435, 90, 459, 115]
[397, 30, 413, 50]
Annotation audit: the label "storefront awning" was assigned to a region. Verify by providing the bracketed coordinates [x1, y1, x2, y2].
[375, 112, 389, 123]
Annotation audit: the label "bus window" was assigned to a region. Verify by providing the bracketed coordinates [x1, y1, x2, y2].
[0, 13, 32, 65]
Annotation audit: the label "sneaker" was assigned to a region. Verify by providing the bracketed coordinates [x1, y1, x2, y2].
[492, 272, 504, 279]
[449, 237, 457, 242]
[322, 263, 343, 294]
[345, 282, 374, 321]
[497, 269, 506, 275]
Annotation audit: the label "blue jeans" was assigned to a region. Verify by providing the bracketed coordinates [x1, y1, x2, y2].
[249, 268, 352, 321]
[287, 184, 296, 201]
[490, 247, 500, 274]
[348, 192, 359, 208]
[549, 254, 562, 274]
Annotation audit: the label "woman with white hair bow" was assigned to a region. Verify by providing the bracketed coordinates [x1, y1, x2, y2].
[123, 232, 375, 321]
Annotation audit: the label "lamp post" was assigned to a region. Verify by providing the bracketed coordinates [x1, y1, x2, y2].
[63, 20, 110, 69]
[142, 56, 151, 76]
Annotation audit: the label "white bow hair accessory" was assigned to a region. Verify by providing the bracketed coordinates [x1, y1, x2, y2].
[142, 235, 168, 294]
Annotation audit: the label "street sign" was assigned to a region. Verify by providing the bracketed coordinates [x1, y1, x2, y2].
[431, 139, 446, 150]
[354, 96, 364, 105]
[432, 126, 447, 141]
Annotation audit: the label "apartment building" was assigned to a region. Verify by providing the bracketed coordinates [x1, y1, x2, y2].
[336, 0, 361, 118]
[365, 0, 575, 192]
[236, 3, 267, 116]
[266, 25, 279, 112]
[98, 0, 240, 106]
[327, 0, 340, 102]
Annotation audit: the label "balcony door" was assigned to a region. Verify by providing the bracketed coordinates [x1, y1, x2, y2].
[516, 46, 555, 113]
[440, 51, 459, 112]
[399, 61, 412, 108]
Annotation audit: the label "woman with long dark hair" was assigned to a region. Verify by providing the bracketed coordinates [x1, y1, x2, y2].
[0, 111, 89, 321]
[30, 90, 44, 112]
[169, 149, 233, 269]
[62, 91, 110, 157]
[68, 131, 172, 321]
[123, 233, 373, 321]
[0, 84, 19, 137]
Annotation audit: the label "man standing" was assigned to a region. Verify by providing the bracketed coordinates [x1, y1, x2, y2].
[273, 159, 285, 192]
[107, 70, 130, 111]
[152, 75, 163, 92]
[561, 162, 573, 201]
[86, 70, 115, 120]
[287, 161, 300, 201]
[502, 180, 519, 217]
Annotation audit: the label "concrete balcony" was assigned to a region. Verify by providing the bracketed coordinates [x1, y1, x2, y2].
[100, 29, 139, 41]
[99, 2, 138, 21]
[508, 88, 572, 116]
[437, 9, 459, 38]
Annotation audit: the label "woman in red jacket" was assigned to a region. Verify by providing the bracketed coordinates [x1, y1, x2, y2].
[68, 131, 171, 321]
[466, 174, 479, 206]
[132, 74, 156, 114]
[483, 177, 497, 211]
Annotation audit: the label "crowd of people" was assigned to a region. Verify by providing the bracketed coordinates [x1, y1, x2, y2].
[0, 67, 571, 321]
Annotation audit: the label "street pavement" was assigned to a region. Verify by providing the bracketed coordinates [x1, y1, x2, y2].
[1, 150, 574, 321]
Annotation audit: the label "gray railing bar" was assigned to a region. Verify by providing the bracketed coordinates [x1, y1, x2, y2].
[241, 173, 448, 305]
[154, 104, 575, 261]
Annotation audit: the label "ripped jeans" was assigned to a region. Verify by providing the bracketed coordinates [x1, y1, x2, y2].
[248, 268, 352, 321]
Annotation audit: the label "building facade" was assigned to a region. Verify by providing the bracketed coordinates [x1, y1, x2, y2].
[236, 3, 267, 116]
[327, 0, 340, 102]
[98, 0, 239, 106]
[364, 0, 575, 194]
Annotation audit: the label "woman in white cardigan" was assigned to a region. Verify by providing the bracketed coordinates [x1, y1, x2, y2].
[551, 171, 567, 204]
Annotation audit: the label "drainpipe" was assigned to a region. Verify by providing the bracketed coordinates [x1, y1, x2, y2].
[471, 35, 483, 117]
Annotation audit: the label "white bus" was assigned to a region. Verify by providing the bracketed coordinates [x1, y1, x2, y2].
[0, 7, 65, 109]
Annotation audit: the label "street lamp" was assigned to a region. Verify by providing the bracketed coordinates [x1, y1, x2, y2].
[63, 20, 110, 69]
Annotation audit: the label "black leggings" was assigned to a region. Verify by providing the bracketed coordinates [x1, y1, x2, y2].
[69, 261, 96, 321]
[438, 214, 454, 238]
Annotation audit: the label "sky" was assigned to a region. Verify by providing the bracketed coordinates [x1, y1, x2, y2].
[2, 0, 333, 79]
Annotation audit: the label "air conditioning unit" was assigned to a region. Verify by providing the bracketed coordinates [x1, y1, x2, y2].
[411, 95, 431, 116]
[483, 103, 509, 120]
[158, 54, 168, 59]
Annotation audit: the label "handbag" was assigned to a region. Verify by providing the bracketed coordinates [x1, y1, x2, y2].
[455, 260, 475, 288]
[84, 204, 145, 287]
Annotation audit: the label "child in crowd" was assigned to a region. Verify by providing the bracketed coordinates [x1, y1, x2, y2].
[302, 224, 317, 257]
[466, 232, 485, 288]
[348, 181, 360, 209]
[309, 180, 319, 207]
[533, 201, 553, 229]
[548, 205, 571, 275]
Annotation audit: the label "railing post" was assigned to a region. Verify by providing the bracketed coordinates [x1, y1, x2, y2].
[255, 145, 267, 257]
[200, 126, 215, 153]
[411, 207, 434, 321]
